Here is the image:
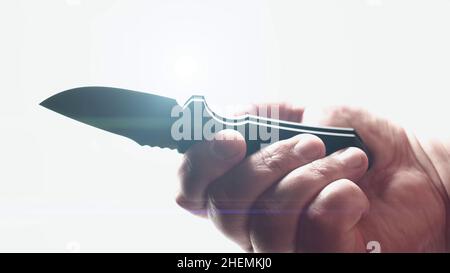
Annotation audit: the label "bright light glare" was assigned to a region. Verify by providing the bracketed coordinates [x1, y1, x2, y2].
[174, 56, 199, 83]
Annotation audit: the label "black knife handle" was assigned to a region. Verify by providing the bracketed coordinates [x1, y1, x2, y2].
[175, 96, 371, 166]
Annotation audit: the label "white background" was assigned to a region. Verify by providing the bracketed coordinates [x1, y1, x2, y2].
[1, 0, 450, 252]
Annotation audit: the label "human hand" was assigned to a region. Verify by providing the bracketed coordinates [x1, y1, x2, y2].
[176, 104, 449, 252]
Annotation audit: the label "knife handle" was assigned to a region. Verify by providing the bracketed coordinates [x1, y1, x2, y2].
[178, 124, 370, 160]
[175, 96, 372, 166]
[244, 128, 369, 157]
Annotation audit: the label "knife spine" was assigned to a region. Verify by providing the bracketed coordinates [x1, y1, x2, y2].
[182, 95, 358, 137]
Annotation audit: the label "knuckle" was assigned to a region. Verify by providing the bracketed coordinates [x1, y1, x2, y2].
[261, 153, 284, 174]
[292, 156, 344, 184]
[245, 103, 259, 115]
[285, 154, 344, 187]
[175, 194, 196, 211]
[305, 205, 330, 228]
[255, 144, 291, 174]
[326, 105, 353, 117]
[322, 105, 362, 126]
[307, 159, 338, 180]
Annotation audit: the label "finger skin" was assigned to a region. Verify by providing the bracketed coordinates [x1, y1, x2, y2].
[249, 148, 369, 252]
[206, 134, 326, 249]
[234, 103, 305, 123]
[299, 179, 370, 252]
[177, 102, 307, 216]
[176, 130, 246, 216]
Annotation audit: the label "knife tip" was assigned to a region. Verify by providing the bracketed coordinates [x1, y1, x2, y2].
[39, 97, 52, 110]
[39, 93, 61, 113]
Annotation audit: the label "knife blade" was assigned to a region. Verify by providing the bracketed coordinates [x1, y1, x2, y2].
[40, 86, 371, 164]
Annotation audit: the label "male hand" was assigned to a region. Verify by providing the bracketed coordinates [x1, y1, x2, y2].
[176, 104, 449, 252]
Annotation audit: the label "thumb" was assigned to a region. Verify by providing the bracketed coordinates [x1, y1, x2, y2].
[302, 106, 406, 169]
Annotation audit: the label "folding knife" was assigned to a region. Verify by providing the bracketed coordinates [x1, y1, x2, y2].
[40, 86, 371, 163]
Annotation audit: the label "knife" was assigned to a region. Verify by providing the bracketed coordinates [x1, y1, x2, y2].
[40, 86, 371, 164]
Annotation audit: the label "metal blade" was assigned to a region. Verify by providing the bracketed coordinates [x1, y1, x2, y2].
[40, 86, 179, 149]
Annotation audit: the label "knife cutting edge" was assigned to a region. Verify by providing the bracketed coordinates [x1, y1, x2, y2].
[40, 86, 371, 165]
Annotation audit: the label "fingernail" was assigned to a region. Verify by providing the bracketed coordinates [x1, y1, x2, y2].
[210, 140, 242, 160]
[336, 148, 364, 168]
[294, 138, 323, 161]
